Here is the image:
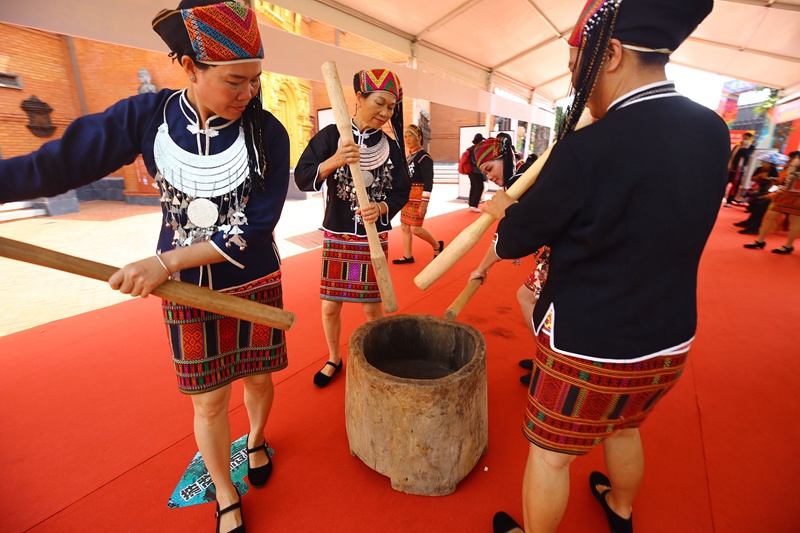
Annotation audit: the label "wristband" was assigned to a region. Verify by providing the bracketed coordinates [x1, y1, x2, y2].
[155, 251, 174, 280]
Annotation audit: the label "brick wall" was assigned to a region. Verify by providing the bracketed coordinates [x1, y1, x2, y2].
[429, 103, 485, 163]
[0, 23, 81, 159]
[70, 38, 186, 196]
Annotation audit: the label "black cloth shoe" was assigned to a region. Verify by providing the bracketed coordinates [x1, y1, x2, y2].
[772, 245, 794, 254]
[392, 256, 415, 264]
[215, 488, 245, 533]
[738, 228, 759, 235]
[519, 372, 531, 386]
[246, 438, 272, 488]
[313, 360, 343, 388]
[733, 221, 748, 227]
[434, 240, 445, 257]
[589, 471, 633, 533]
[492, 511, 523, 533]
[743, 241, 766, 249]
[518, 359, 533, 371]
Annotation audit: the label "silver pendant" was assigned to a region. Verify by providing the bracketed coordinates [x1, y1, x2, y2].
[186, 198, 218, 228]
[362, 170, 374, 187]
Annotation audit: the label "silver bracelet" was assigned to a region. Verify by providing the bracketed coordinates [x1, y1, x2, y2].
[155, 251, 174, 280]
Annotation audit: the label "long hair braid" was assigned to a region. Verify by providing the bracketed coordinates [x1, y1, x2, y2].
[558, 0, 621, 140]
[242, 86, 270, 189]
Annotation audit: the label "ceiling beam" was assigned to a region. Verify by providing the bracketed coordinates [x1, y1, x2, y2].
[524, 0, 564, 38]
[492, 35, 562, 70]
[415, 0, 485, 40]
[686, 36, 800, 65]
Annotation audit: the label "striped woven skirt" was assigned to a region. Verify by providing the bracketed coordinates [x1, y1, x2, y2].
[321, 231, 388, 302]
[400, 184, 427, 227]
[771, 191, 800, 216]
[162, 272, 287, 394]
[523, 330, 688, 455]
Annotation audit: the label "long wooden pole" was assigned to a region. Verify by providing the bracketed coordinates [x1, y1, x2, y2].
[414, 111, 593, 290]
[321, 60, 398, 313]
[444, 279, 482, 321]
[0, 236, 296, 331]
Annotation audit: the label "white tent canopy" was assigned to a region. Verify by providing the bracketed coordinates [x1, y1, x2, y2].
[275, 0, 800, 102]
[2, 0, 799, 115]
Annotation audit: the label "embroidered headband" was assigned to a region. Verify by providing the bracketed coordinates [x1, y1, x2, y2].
[153, 1, 264, 65]
[405, 124, 422, 142]
[473, 137, 507, 168]
[356, 69, 403, 103]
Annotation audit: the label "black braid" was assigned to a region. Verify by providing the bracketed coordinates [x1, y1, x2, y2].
[242, 87, 269, 189]
[558, 0, 621, 140]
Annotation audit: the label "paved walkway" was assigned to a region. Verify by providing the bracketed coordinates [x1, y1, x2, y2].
[0, 184, 469, 337]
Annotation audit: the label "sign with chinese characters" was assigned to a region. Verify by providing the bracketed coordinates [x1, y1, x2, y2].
[167, 434, 274, 508]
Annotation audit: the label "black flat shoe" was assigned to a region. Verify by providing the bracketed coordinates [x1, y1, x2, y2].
[738, 228, 759, 235]
[743, 240, 766, 249]
[246, 438, 272, 488]
[589, 471, 632, 533]
[215, 489, 245, 533]
[772, 245, 794, 254]
[392, 256, 415, 264]
[492, 511, 523, 533]
[313, 360, 343, 388]
[519, 372, 531, 386]
[733, 221, 748, 227]
[518, 359, 533, 371]
[434, 240, 445, 257]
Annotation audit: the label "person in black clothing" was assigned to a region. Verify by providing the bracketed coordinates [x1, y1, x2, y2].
[487, 1, 728, 532]
[294, 69, 410, 388]
[724, 131, 755, 207]
[393, 124, 444, 264]
[735, 162, 779, 234]
[467, 133, 487, 212]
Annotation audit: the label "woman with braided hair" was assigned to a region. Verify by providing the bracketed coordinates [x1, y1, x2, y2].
[295, 69, 410, 389]
[0, 2, 291, 531]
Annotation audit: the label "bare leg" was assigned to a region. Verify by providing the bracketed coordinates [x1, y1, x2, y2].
[522, 444, 577, 533]
[755, 209, 784, 242]
[410, 225, 440, 253]
[242, 372, 274, 469]
[781, 214, 800, 249]
[400, 224, 414, 258]
[362, 301, 383, 322]
[319, 299, 343, 377]
[191, 385, 242, 533]
[516, 285, 538, 337]
[598, 428, 644, 519]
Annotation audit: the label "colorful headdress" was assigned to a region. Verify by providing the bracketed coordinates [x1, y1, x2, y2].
[560, 0, 713, 140]
[153, 1, 264, 65]
[567, 0, 606, 48]
[473, 137, 506, 169]
[356, 69, 403, 103]
[405, 124, 423, 142]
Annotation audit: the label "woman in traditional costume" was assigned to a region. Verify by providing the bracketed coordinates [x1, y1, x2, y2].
[392, 124, 444, 264]
[744, 151, 800, 254]
[0, 1, 290, 531]
[468, 136, 549, 385]
[295, 69, 410, 388]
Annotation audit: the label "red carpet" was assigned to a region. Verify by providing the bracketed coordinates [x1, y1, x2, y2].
[0, 205, 797, 532]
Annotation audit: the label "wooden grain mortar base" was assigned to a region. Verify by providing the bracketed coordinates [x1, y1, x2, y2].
[345, 314, 488, 496]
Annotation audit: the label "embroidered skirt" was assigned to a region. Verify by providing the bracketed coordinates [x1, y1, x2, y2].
[523, 330, 688, 455]
[321, 231, 388, 302]
[162, 272, 287, 394]
[522, 247, 550, 298]
[400, 184, 427, 227]
[771, 191, 800, 216]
